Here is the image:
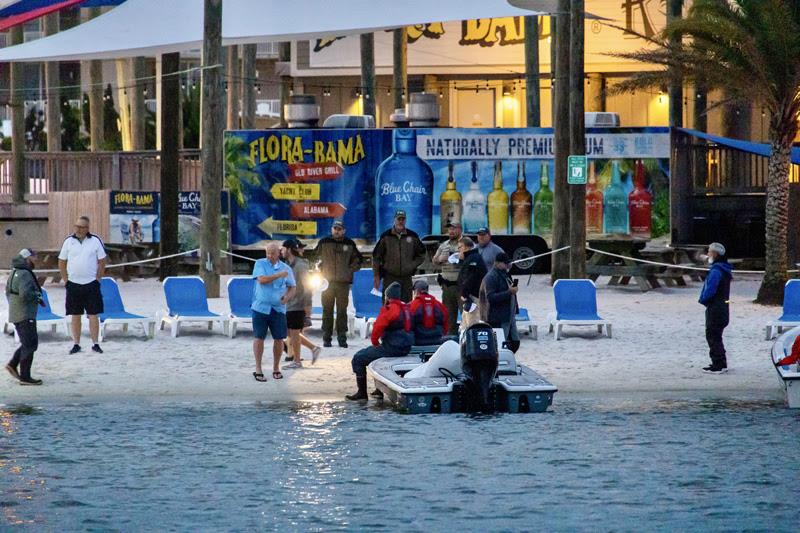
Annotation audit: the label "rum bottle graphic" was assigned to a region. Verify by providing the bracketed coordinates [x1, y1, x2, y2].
[487, 161, 509, 235]
[511, 160, 533, 234]
[585, 161, 603, 235]
[603, 160, 629, 234]
[462, 160, 487, 232]
[628, 159, 653, 238]
[533, 162, 553, 234]
[439, 160, 462, 233]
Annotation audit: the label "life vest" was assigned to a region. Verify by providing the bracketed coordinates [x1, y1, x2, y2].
[419, 294, 438, 329]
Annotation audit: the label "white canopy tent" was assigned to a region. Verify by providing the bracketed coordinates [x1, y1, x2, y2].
[0, 0, 561, 62]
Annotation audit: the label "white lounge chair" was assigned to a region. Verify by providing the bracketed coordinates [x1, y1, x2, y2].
[98, 277, 156, 341]
[159, 276, 229, 337]
[227, 277, 253, 338]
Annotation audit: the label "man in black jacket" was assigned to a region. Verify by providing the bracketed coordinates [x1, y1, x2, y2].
[457, 237, 487, 330]
[479, 253, 520, 352]
[372, 210, 426, 302]
[315, 220, 362, 348]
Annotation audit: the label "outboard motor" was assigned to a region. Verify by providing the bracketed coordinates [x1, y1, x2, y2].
[460, 322, 499, 411]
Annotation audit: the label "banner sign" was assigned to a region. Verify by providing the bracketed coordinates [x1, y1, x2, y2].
[226, 127, 670, 247]
[109, 191, 159, 244]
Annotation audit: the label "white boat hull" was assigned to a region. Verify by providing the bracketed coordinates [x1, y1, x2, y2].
[770, 327, 800, 408]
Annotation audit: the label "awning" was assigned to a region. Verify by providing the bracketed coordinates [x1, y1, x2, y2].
[679, 128, 800, 165]
[0, 0, 560, 62]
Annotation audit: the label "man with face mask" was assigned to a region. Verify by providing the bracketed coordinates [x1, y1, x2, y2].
[699, 242, 733, 373]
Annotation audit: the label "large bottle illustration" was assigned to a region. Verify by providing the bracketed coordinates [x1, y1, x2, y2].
[511, 160, 533, 234]
[585, 161, 603, 235]
[439, 160, 463, 233]
[375, 129, 434, 236]
[462, 160, 487, 232]
[533, 161, 553, 235]
[603, 160, 629, 234]
[152, 215, 161, 243]
[487, 161, 509, 235]
[628, 159, 653, 238]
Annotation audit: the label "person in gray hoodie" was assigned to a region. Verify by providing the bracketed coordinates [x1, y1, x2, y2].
[5, 249, 44, 385]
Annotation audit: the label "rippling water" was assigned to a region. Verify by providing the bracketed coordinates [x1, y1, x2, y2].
[1, 395, 797, 531]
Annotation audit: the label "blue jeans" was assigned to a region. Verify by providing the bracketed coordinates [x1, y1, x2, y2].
[351, 345, 405, 377]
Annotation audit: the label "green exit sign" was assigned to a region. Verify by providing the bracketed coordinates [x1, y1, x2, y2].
[567, 155, 587, 185]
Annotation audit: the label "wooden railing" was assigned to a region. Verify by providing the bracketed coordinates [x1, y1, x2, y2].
[0, 150, 202, 202]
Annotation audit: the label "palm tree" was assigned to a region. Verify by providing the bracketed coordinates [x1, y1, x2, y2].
[610, 0, 800, 305]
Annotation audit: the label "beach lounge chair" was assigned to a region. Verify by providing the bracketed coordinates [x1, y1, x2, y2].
[98, 277, 156, 341]
[351, 269, 382, 339]
[515, 308, 537, 339]
[548, 279, 612, 340]
[3, 288, 68, 340]
[227, 277, 254, 338]
[159, 276, 229, 337]
[765, 280, 800, 340]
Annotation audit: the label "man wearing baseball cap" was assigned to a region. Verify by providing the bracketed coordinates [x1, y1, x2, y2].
[5, 249, 44, 385]
[432, 222, 462, 335]
[372, 209, 425, 302]
[475, 227, 505, 271]
[281, 239, 321, 368]
[409, 279, 449, 346]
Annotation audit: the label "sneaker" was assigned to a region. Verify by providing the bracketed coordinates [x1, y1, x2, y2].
[19, 378, 43, 386]
[282, 361, 303, 370]
[702, 365, 728, 374]
[323, 340, 333, 348]
[338, 339, 348, 348]
[69, 344, 81, 355]
[92, 344, 103, 354]
[311, 346, 321, 365]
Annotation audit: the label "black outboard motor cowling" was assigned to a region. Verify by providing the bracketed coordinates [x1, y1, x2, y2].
[460, 322, 499, 411]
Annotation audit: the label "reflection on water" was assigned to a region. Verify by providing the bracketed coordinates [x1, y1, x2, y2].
[0, 397, 798, 531]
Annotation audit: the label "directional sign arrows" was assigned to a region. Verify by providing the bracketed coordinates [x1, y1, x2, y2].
[289, 202, 346, 219]
[258, 217, 317, 236]
[269, 183, 320, 200]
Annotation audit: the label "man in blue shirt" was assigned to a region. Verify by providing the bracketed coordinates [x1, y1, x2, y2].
[251, 242, 295, 381]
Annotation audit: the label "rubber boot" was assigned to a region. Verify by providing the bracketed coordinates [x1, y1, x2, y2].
[345, 375, 368, 401]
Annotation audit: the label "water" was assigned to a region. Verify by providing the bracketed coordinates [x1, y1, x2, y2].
[1, 395, 797, 532]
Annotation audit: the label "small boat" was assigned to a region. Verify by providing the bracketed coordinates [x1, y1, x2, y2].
[770, 327, 800, 408]
[367, 323, 557, 414]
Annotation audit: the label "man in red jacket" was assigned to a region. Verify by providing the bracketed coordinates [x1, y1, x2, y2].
[346, 282, 413, 401]
[409, 279, 449, 346]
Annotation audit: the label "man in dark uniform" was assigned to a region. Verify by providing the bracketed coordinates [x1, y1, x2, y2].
[699, 242, 733, 373]
[372, 209, 426, 302]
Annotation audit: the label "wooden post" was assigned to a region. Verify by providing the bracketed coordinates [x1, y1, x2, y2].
[568, 0, 586, 279]
[360, 33, 376, 119]
[200, 0, 223, 297]
[524, 15, 541, 127]
[10, 25, 24, 203]
[279, 42, 291, 128]
[241, 44, 257, 129]
[550, 15, 557, 124]
[667, 0, 683, 128]
[160, 52, 181, 279]
[43, 12, 61, 152]
[130, 57, 146, 150]
[392, 28, 407, 111]
[115, 59, 132, 150]
[226, 45, 240, 130]
[85, 7, 104, 151]
[586, 73, 605, 112]
[551, 0, 571, 282]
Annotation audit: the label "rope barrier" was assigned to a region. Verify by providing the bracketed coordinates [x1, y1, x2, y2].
[220, 250, 257, 263]
[0, 249, 200, 275]
[585, 247, 799, 275]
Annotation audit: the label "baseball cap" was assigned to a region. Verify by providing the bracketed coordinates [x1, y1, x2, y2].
[394, 209, 407, 219]
[709, 242, 726, 256]
[18, 248, 36, 259]
[282, 238, 306, 250]
[495, 252, 510, 264]
[476, 227, 490, 235]
[412, 279, 429, 291]
[446, 221, 462, 228]
[332, 220, 345, 229]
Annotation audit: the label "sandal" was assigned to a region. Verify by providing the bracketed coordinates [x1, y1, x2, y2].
[253, 372, 267, 382]
[272, 371, 284, 380]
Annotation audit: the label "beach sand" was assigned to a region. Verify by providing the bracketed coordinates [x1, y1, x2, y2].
[0, 274, 784, 403]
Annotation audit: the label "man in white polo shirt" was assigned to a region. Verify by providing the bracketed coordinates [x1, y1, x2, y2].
[58, 215, 107, 354]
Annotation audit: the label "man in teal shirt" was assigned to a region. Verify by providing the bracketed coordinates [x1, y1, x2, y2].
[251, 242, 295, 381]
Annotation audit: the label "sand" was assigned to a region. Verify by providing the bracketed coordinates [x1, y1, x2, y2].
[0, 273, 784, 404]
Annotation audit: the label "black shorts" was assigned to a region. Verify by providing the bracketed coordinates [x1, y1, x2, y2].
[65, 280, 104, 316]
[286, 310, 306, 330]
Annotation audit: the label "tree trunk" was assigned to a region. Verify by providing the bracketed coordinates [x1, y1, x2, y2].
[241, 44, 257, 129]
[392, 28, 407, 112]
[360, 33, 376, 119]
[226, 45, 240, 130]
[756, 135, 792, 305]
[524, 15, 541, 127]
[279, 42, 291, 128]
[115, 59, 132, 150]
[667, 0, 683, 128]
[200, 0, 223, 297]
[43, 12, 61, 152]
[130, 57, 146, 150]
[551, 0, 571, 282]
[568, 0, 586, 279]
[10, 25, 24, 203]
[160, 52, 181, 279]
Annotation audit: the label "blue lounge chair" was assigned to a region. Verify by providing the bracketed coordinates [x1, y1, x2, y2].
[4, 288, 68, 340]
[515, 307, 537, 339]
[227, 277, 254, 338]
[160, 276, 228, 337]
[548, 279, 612, 340]
[765, 280, 800, 340]
[98, 277, 156, 341]
[351, 269, 382, 339]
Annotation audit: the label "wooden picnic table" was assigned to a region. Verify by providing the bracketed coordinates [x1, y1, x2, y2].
[586, 237, 662, 291]
[35, 243, 159, 285]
